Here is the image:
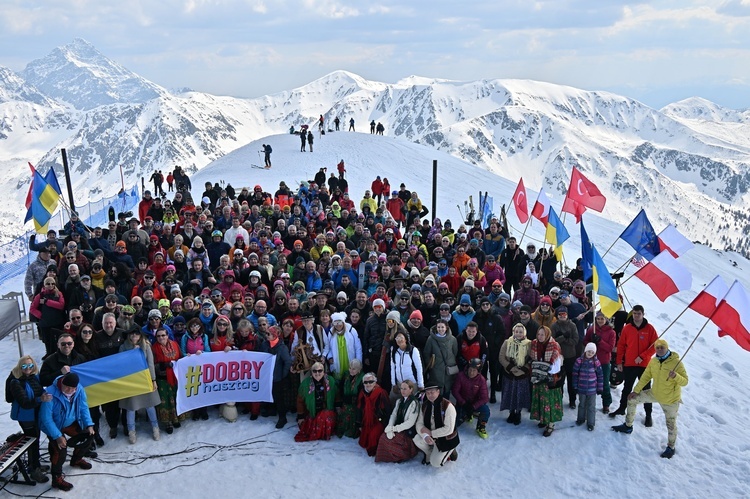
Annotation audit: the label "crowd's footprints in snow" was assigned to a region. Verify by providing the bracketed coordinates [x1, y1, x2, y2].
[702, 371, 712, 380]
[721, 362, 739, 377]
[658, 313, 670, 321]
[697, 337, 706, 344]
[712, 348, 720, 354]
[696, 405, 728, 425]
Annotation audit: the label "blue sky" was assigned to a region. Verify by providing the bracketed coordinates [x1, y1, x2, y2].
[2, 0, 749, 109]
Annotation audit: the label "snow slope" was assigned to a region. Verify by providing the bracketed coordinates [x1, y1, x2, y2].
[1, 131, 749, 498]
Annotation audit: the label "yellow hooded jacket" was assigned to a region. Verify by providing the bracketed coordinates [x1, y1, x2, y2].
[634, 351, 688, 405]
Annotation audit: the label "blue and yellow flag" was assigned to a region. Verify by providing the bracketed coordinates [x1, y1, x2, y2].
[30, 169, 62, 233]
[544, 206, 570, 260]
[591, 243, 621, 317]
[580, 218, 593, 281]
[71, 349, 153, 407]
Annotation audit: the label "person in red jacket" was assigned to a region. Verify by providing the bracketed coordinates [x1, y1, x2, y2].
[610, 305, 657, 425]
[385, 191, 405, 229]
[371, 176, 384, 205]
[451, 358, 490, 438]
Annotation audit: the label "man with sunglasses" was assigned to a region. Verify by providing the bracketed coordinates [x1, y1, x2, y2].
[94, 313, 128, 439]
[39, 334, 86, 387]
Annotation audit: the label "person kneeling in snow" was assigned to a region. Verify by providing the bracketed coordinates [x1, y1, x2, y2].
[611, 338, 689, 459]
[452, 358, 490, 439]
[413, 385, 459, 466]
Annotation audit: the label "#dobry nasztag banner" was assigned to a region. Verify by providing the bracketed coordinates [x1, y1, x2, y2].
[174, 351, 276, 415]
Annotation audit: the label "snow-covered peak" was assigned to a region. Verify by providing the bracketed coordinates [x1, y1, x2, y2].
[21, 37, 166, 110]
[662, 97, 750, 124]
[0, 66, 55, 106]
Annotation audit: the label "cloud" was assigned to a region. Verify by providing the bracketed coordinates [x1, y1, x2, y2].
[718, 0, 750, 17]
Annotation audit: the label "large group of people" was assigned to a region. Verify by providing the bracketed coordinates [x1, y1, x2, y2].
[12, 172, 689, 489]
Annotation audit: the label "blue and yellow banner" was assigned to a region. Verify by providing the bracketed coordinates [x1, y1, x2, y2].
[71, 349, 153, 407]
[30, 169, 62, 233]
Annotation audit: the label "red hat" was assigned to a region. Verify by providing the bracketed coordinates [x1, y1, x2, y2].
[409, 310, 423, 321]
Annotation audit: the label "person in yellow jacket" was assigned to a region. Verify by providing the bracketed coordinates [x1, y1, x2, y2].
[360, 191, 378, 214]
[611, 338, 688, 459]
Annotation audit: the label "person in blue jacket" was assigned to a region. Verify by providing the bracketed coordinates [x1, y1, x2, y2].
[8, 355, 51, 483]
[39, 372, 95, 492]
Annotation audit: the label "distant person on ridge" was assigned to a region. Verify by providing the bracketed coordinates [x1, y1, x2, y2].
[300, 130, 307, 152]
[262, 144, 272, 168]
[370, 120, 376, 134]
[334, 116, 340, 131]
[376, 122, 385, 135]
[349, 118, 355, 131]
[307, 131, 314, 152]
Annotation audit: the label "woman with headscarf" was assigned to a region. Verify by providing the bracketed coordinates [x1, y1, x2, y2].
[375, 379, 420, 463]
[335, 359, 364, 438]
[295, 361, 337, 442]
[499, 323, 532, 425]
[356, 372, 390, 457]
[529, 325, 563, 436]
[152, 326, 182, 433]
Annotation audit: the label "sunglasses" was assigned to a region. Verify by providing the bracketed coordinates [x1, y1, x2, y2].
[71, 316, 83, 320]
[123, 312, 134, 316]
[81, 329, 94, 334]
[59, 342, 73, 346]
[21, 363, 35, 369]
[312, 369, 324, 373]
[363, 380, 375, 385]
[156, 334, 168, 338]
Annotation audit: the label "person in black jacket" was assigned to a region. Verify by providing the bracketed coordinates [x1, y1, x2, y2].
[8, 355, 51, 483]
[363, 299, 388, 375]
[499, 237, 526, 294]
[473, 298, 506, 403]
[39, 334, 86, 387]
[258, 326, 292, 428]
[94, 313, 127, 438]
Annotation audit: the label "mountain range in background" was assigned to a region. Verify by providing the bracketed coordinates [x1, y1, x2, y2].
[1, 38, 749, 257]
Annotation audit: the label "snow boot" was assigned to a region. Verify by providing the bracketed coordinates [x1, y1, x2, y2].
[660, 446, 675, 459]
[52, 475, 73, 492]
[644, 414, 653, 427]
[30, 467, 49, 483]
[611, 423, 633, 434]
[543, 424, 555, 437]
[221, 402, 238, 423]
[70, 458, 92, 470]
[489, 391, 496, 404]
[128, 430, 137, 444]
[152, 427, 160, 441]
[476, 422, 488, 439]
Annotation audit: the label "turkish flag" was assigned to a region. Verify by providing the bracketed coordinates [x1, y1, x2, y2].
[513, 178, 529, 224]
[561, 197, 587, 223]
[563, 167, 606, 213]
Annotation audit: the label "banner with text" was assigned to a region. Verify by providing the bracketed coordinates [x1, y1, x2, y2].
[174, 351, 276, 415]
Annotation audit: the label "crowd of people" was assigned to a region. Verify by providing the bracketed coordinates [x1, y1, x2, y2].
[11, 173, 689, 490]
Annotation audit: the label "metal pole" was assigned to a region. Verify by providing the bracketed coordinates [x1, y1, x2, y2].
[60, 148, 76, 214]
[431, 160, 437, 221]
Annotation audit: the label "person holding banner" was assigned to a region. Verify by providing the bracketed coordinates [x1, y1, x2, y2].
[152, 327, 182, 434]
[258, 326, 292, 428]
[119, 330, 161, 444]
[295, 362, 337, 442]
[181, 318, 211, 421]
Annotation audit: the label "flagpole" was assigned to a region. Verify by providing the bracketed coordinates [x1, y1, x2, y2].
[614, 252, 638, 273]
[600, 237, 619, 259]
[673, 315, 714, 367]
[60, 148, 76, 214]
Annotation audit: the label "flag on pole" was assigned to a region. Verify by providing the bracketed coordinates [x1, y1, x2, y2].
[580, 218, 593, 281]
[545, 206, 570, 260]
[658, 224, 694, 258]
[634, 251, 692, 301]
[711, 280, 750, 352]
[562, 166, 607, 216]
[30, 170, 62, 233]
[482, 194, 494, 227]
[24, 162, 37, 223]
[531, 188, 551, 226]
[630, 255, 647, 268]
[512, 179, 529, 224]
[619, 209, 661, 261]
[688, 276, 729, 318]
[590, 244, 621, 317]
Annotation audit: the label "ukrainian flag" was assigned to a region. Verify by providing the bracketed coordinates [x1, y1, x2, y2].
[30, 169, 62, 233]
[591, 244, 622, 317]
[71, 349, 153, 407]
[544, 206, 570, 260]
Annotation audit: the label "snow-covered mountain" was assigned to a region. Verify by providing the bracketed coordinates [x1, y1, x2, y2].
[2, 39, 750, 256]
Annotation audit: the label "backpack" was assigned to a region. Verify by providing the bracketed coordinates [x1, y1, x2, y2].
[266, 145, 272, 153]
[5, 372, 17, 404]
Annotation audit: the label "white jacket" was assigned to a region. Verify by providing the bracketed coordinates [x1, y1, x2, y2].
[326, 325, 362, 374]
[391, 346, 424, 389]
[385, 397, 420, 437]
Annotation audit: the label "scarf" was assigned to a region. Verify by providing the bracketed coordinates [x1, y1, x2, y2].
[336, 333, 349, 379]
[657, 350, 671, 362]
[506, 337, 531, 366]
[423, 394, 445, 430]
[395, 395, 416, 426]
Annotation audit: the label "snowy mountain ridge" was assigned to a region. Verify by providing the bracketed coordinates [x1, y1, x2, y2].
[1, 39, 749, 255]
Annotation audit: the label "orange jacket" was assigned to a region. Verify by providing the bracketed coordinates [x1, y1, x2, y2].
[616, 319, 657, 367]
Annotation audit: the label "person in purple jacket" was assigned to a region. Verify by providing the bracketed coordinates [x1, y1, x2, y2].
[572, 342, 603, 431]
[451, 358, 490, 439]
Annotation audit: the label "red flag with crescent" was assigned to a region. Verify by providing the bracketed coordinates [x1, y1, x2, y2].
[513, 178, 529, 224]
[562, 166, 606, 222]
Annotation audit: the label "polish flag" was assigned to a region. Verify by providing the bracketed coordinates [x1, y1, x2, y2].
[634, 250, 692, 301]
[513, 178, 529, 224]
[531, 188, 550, 226]
[688, 275, 729, 318]
[712, 280, 750, 352]
[658, 224, 694, 258]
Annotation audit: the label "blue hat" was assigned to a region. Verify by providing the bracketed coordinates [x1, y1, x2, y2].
[460, 294, 471, 305]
